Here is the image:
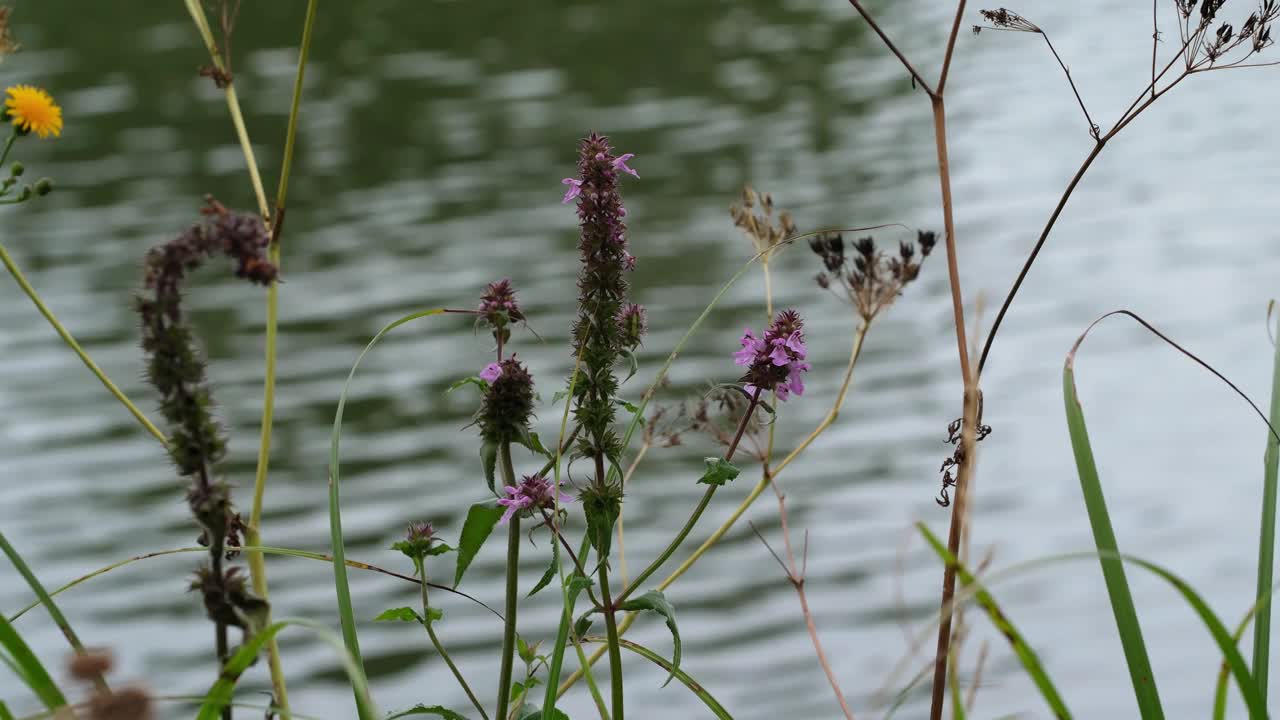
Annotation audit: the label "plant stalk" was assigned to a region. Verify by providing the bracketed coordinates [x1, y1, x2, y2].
[1253, 308, 1280, 703]
[414, 557, 489, 720]
[495, 442, 520, 720]
[598, 559, 625, 720]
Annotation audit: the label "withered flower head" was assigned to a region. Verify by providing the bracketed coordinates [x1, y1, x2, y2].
[68, 650, 114, 682]
[731, 185, 796, 254]
[811, 230, 934, 322]
[88, 686, 153, 720]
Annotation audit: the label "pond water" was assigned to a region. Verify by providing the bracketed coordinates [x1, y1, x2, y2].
[2, 2, 1279, 718]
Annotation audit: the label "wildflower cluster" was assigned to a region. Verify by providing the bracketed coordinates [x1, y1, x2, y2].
[498, 474, 574, 524]
[563, 133, 644, 472]
[476, 356, 536, 444]
[393, 521, 451, 561]
[734, 309, 810, 401]
[478, 278, 525, 352]
[136, 196, 276, 669]
[809, 231, 935, 322]
[730, 185, 796, 255]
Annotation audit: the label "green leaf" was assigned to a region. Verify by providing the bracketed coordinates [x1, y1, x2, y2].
[1064, 363, 1164, 719]
[330, 307, 446, 701]
[528, 553, 559, 598]
[1254, 305, 1280, 707]
[455, 502, 503, 587]
[519, 430, 552, 458]
[446, 376, 488, 395]
[582, 491, 620, 560]
[617, 590, 681, 686]
[384, 705, 471, 719]
[619, 348, 640, 383]
[0, 609, 66, 710]
[373, 607, 423, 624]
[426, 607, 443, 623]
[916, 524, 1071, 719]
[573, 612, 594, 640]
[517, 634, 535, 664]
[612, 638, 732, 719]
[425, 543, 455, 557]
[481, 440, 499, 494]
[697, 457, 739, 487]
[551, 388, 571, 406]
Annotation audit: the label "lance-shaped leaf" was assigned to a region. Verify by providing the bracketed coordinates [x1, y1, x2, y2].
[455, 502, 503, 587]
[617, 590, 681, 686]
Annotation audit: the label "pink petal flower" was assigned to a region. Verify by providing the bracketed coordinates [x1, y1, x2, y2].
[561, 178, 583, 204]
[784, 331, 806, 358]
[768, 342, 791, 366]
[480, 363, 503, 382]
[612, 153, 639, 178]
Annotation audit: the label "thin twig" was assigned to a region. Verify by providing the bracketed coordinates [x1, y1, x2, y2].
[1040, 33, 1100, 139]
[936, 0, 969, 95]
[845, 0, 936, 96]
[752, 478, 856, 720]
[1152, 0, 1160, 101]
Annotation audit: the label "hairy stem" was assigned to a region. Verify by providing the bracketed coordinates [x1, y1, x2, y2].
[495, 442, 520, 720]
[598, 559, 625, 720]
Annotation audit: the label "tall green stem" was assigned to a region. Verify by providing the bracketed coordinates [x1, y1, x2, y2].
[1253, 309, 1280, 703]
[598, 559, 625, 720]
[496, 443, 520, 720]
[414, 558, 489, 720]
[243, 2, 319, 714]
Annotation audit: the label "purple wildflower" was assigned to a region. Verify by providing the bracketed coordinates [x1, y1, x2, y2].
[561, 177, 584, 204]
[497, 474, 574, 524]
[479, 279, 524, 323]
[735, 310, 809, 402]
[480, 362, 502, 382]
[612, 153, 639, 178]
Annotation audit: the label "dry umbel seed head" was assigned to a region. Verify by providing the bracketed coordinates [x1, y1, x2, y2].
[809, 230, 936, 322]
[730, 185, 796, 255]
[68, 649, 114, 681]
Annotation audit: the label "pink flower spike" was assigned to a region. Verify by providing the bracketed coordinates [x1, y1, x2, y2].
[612, 153, 639, 178]
[480, 363, 503, 382]
[561, 178, 583, 203]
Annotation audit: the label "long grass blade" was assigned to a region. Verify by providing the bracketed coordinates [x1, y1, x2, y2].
[328, 309, 445, 694]
[0, 528, 103, 690]
[1254, 304, 1280, 704]
[917, 523, 1072, 719]
[0, 610, 65, 711]
[196, 618, 377, 720]
[1062, 363, 1164, 718]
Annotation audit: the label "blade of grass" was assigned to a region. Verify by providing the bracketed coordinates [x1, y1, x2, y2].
[1063, 309, 1280, 718]
[9, 544, 500, 623]
[917, 523, 1071, 719]
[195, 618, 377, 720]
[328, 309, 446, 696]
[1062, 362, 1164, 718]
[1253, 303, 1280, 704]
[0, 528, 105, 692]
[0, 610, 66, 711]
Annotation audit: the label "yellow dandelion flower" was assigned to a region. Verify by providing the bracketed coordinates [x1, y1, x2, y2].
[5, 85, 61, 139]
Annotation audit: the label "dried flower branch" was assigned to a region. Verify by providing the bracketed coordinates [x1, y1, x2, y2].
[809, 230, 936, 322]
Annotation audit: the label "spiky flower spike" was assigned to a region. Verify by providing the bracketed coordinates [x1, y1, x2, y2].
[477, 356, 536, 444]
[563, 132, 640, 476]
[479, 278, 524, 352]
[734, 309, 810, 401]
[137, 196, 275, 677]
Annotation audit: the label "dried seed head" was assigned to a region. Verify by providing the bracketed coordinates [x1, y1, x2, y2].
[68, 650, 114, 681]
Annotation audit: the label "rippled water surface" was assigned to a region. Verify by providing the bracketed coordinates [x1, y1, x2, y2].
[3, 2, 1280, 718]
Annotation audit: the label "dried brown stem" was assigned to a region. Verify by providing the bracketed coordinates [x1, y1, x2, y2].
[751, 476, 856, 720]
[846, 0, 936, 96]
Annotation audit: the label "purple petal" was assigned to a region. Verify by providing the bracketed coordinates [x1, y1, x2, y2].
[768, 344, 791, 366]
[480, 362, 503, 382]
[623, 251, 637, 271]
[732, 346, 757, 366]
[612, 153, 639, 178]
[785, 331, 806, 358]
[499, 505, 517, 524]
[561, 178, 583, 204]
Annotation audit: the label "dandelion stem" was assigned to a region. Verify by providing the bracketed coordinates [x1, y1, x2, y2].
[0, 240, 166, 444]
